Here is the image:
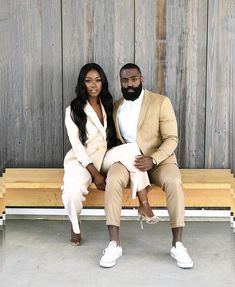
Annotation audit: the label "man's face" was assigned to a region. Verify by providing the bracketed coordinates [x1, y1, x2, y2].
[120, 68, 143, 101]
[120, 68, 143, 90]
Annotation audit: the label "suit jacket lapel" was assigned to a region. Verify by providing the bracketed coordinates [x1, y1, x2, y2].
[137, 90, 151, 130]
[84, 102, 107, 138]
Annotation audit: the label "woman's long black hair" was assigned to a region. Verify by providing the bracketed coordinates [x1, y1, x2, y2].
[70, 63, 117, 149]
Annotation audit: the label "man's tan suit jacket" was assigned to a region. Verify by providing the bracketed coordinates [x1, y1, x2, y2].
[113, 89, 178, 166]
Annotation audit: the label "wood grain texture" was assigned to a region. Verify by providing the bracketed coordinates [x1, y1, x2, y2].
[5, 187, 231, 208]
[41, 0, 63, 166]
[93, 0, 134, 101]
[5, 0, 63, 168]
[0, 0, 11, 175]
[205, 0, 230, 168]
[3, 168, 233, 208]
[227, 1, 235, 174]
[155, 0, 166, 95]
[165, 0, 207, 168]
[135, 0, 157, 92]
[0, 0, 235, 172]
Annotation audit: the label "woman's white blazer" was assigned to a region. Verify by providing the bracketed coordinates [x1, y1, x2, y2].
[64, 103, 107, 171]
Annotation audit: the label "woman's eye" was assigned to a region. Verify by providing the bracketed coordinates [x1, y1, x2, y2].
[96, 79, 101, 82]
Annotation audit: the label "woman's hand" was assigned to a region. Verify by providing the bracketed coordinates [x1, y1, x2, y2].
[93, 173, 106, 191]
[86, 163, 106, 190]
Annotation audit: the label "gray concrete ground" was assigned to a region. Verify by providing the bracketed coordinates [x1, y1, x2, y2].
[0, 220, 235, 287]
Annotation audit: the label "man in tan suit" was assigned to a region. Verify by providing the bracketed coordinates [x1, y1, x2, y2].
[100, 63, 193, 269]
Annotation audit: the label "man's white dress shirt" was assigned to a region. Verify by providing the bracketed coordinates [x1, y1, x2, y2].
[118, 89, 144, 143]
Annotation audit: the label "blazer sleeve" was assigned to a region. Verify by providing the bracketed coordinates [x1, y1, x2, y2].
[65, 107, 92, 167]
[151, 97, 178, 165]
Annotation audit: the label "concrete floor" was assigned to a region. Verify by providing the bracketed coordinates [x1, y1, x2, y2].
[0, 220, 235, 287]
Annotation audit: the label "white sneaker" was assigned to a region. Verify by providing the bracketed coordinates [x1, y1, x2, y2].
[100, 241, 123, 268]
[170, 242, 193, 268]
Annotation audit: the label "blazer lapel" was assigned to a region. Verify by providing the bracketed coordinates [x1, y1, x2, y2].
[137, 90, 151, 130]
[84, 102, 107, 138]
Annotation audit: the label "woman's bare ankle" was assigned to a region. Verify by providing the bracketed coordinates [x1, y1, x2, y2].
[138, 201, 154, 218]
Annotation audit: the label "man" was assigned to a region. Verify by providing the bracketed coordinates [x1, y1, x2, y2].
[100, 63, 193, 269]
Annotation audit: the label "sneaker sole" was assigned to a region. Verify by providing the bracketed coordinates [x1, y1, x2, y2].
[99, 259, 116, 268]
[99, 252, 122, 268]
[170, 252, 193, 269]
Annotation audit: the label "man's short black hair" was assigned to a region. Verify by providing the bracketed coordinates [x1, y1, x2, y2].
[120, 63, 142, 76]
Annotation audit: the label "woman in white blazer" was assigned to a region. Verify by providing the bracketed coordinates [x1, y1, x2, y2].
[62, 63, 157, 246]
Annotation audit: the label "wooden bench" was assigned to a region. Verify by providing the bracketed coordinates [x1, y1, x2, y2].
[1, 169, 234, 225]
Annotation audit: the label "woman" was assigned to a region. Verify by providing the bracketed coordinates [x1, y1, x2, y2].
[62, 63, 157, 246]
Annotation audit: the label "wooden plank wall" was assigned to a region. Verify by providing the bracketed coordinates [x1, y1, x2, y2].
[0, 0, 234, 174]
[205, 0, 232, 169]
[0, 0, 63, 171]
[135, 0, 157, 91]
[165, 0, 208, 168]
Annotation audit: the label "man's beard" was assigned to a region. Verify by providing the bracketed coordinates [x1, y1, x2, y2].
[121, 83, 142, 101]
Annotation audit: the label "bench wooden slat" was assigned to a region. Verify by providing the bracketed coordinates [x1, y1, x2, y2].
[4, 187, 231, 208]
[3, 182, 232, 189]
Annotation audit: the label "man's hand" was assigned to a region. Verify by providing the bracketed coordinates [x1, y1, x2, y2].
[134, 155, 154, 172]
[93, 173, 106, 191]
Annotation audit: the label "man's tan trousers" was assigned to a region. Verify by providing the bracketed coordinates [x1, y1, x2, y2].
[105, 162, 185, 228]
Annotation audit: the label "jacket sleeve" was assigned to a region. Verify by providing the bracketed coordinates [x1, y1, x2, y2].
[151, 97, 178, 165]
[65, 107, 92, 167]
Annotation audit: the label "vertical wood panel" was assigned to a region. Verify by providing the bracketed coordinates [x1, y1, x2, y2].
[7, 0, 63, 168]
[8, 0, 43, 167]
[227, 1, 235, 174]
[0, 0, 10, 174]
[93, 0, 134, 101]
[155, 0, 166, 95]
[41, 0, 63, 166]
[135, 0, 157, 92]
[165, 0, 207, 168]
[205, 0, 230, 168]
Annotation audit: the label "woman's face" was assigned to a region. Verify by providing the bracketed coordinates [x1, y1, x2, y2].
[84, 69, 102, 98]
